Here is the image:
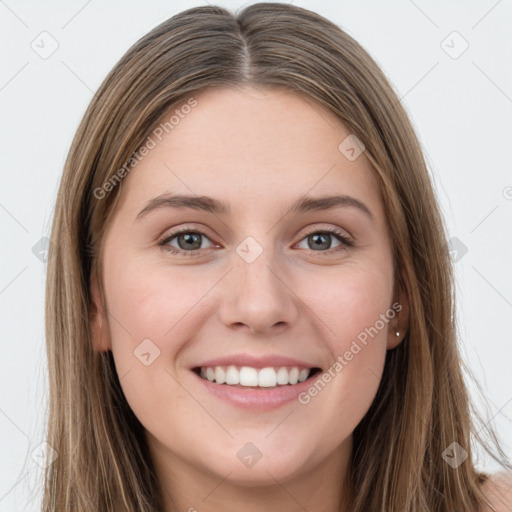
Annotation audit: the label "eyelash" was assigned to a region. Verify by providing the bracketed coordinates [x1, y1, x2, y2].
[157, 225, 354, 257]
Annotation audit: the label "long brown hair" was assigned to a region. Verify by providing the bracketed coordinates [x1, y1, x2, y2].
[42, 3, 510, 510]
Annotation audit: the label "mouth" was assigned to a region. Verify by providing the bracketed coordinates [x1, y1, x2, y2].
[192, 365, 323, 389]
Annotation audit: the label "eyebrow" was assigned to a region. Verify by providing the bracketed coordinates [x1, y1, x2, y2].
[136, 193, 374, 221]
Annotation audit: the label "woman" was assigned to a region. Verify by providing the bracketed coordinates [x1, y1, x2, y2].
[42, 3, 511, 511]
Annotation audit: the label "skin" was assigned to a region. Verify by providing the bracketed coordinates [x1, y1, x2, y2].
[482, 472, 512, 512]
[90, 85, 410, 512]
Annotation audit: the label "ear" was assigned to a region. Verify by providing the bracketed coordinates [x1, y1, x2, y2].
[386, 283, 409, 350]
[90, 270, 111, 352]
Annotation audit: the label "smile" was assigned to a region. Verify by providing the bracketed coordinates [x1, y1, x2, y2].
[194, 365, 322, 388]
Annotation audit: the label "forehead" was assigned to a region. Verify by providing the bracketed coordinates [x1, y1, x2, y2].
[114, 85, 385, 224]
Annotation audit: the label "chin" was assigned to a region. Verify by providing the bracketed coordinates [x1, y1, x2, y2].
[201, 439, 318, 486]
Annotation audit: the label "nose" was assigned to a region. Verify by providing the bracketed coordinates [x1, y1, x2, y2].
[217, 243, 300, 336]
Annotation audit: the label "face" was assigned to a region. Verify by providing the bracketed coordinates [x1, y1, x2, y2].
[91, 85, 408, 492]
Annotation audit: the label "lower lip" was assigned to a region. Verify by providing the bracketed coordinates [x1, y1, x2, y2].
[192, 370, 320, 410]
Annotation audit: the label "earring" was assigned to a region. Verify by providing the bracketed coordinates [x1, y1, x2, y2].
[395, 331, 400, 337]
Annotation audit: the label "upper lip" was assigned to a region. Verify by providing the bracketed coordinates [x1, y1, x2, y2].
[192, 354, 321, 370]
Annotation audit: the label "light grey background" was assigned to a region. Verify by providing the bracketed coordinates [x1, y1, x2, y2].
[1, 1, 511, 509]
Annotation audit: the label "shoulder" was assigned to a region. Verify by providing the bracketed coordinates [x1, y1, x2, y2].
[480, 471, 512, 512]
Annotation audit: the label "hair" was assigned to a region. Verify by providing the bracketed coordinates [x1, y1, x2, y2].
[41, 2, 511, 511]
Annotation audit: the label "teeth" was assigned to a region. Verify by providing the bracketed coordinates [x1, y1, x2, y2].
[240, 366, 258, 386]
[197, 365, 313, 387]
[225, 365, 240, 385]
[298, 368, 310, 382]
[214, 366, 226, 384]
[258, 367, 276, 387]
[276, 367, 289, 385]
[288, 367, 299, 385]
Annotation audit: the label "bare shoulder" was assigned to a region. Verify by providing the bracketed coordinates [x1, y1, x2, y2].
[481, 471, 512, 512]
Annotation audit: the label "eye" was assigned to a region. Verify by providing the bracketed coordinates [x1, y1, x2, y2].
[158, 226, 215, 256]
[158, 225, 354, 257]
[295, 226, 354, 255]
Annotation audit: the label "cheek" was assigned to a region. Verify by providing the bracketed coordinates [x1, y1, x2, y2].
[102, 266, 209, 443]
[104, 256, 212, 352]
[101, 259, 210, 411]
[299, 258, 394, 346]
[294, 261, 392, 421]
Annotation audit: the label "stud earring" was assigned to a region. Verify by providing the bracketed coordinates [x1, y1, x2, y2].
[395, 331, 400, 337]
